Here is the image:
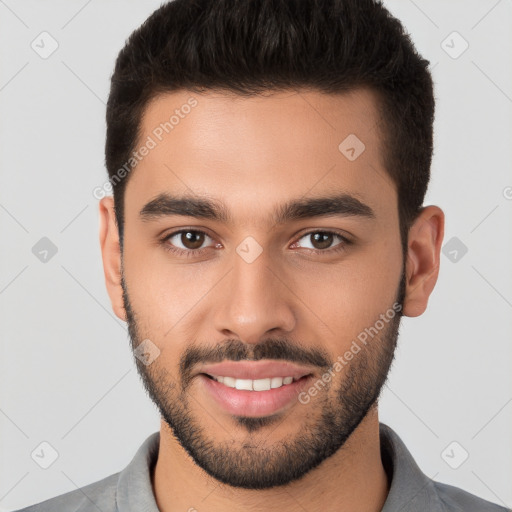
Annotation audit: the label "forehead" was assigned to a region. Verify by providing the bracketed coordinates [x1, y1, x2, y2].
[125, 87, 395, 225]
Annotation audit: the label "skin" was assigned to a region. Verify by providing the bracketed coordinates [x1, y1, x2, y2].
[99, 87, 444, 512]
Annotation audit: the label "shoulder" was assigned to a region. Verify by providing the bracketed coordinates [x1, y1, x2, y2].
[379, 423, 509, 512]
[11, 472, 120, 512]
[434, 480, 510, 512]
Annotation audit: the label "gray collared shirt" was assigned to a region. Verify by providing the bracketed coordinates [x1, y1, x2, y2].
[14, 423, 509, 511]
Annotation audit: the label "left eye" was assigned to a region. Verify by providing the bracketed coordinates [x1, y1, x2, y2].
[293, 231, 347, 251]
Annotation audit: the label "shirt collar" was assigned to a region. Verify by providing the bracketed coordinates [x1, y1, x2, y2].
[379, 423, 445, 511]
[116, 431, 160, 512]
[116, 422, 444, 511]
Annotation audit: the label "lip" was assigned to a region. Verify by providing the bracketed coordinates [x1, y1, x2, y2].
[198, 360, 315, 380]
[199, 373, 313, 417]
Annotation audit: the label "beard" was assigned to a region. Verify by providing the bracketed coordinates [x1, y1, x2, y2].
[121, 267, 406, 490]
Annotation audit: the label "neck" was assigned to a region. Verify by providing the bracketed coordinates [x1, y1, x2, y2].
[152, 407, 390, 512]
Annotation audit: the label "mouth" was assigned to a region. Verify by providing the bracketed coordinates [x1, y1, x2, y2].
[198, 369, 314, 417]
[201, 373, 310, 391]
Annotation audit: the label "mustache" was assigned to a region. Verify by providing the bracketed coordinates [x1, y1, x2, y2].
[180, 337, 331, 387]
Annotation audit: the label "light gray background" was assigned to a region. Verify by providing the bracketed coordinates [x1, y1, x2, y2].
[1, 1, 511, 510]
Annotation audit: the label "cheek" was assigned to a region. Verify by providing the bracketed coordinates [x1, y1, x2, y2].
[122, 246, 217, 340]
[294, 249, 402, 345]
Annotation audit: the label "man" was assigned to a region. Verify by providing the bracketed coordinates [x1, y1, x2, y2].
[15, 0, 508, 511]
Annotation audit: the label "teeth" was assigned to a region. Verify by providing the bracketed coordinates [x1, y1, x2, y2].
[253, 378, 271, 391]
[235, 379, 253, 391]
[271, 377, 283, 388]
[210, 375, 299, 391]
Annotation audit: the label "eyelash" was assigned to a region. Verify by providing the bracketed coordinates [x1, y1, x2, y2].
[159, 228, 352, 258]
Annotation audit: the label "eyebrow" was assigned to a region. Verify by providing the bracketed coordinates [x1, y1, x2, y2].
[139, 192, 375, 225]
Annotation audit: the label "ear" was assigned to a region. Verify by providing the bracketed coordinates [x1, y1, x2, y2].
[98, 196, 126, 322]
[403, 205, 445, 317]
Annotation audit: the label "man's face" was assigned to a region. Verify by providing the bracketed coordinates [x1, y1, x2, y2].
[119, 88, 405, 489]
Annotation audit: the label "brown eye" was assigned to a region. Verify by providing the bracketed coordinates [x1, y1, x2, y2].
[180, 231, 206, 249]
[309, 232, 334, 250]
[164, 229, 214, 253]
[293, 231, 350, 253]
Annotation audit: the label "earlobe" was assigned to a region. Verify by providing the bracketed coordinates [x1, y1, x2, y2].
[98, 197, 127, 322]
[402, 205, 445, 317]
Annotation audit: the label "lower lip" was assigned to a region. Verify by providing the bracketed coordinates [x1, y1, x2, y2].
[198, 374, 312, 417]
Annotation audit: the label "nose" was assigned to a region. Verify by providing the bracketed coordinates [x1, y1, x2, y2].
[212, 246, 297, 345]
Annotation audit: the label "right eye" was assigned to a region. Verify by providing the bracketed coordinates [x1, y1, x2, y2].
[160, 229, 218, 257]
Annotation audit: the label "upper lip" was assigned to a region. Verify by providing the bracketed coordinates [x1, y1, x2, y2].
[199, 360, 315, 380]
